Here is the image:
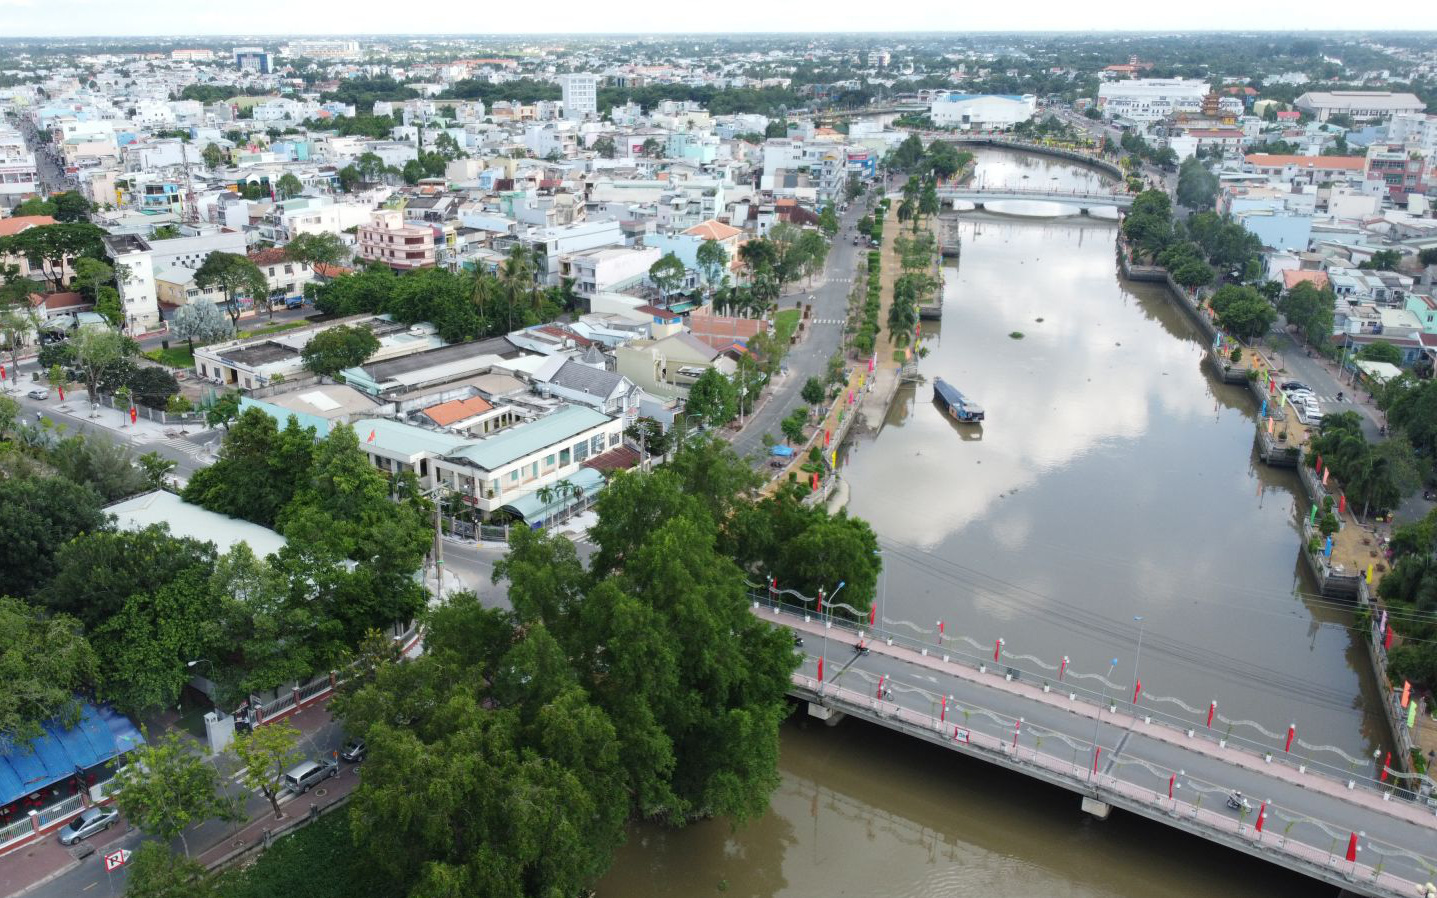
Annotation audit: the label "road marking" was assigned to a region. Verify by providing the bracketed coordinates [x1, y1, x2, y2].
[82, 883, 97, 891]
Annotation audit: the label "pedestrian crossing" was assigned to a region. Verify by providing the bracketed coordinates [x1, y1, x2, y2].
[151, 436, 212, 457]
[809, 318, 846, 326]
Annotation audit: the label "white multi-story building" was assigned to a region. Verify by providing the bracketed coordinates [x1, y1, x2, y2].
[929, 93, 1037, 130]
[0, 126, 38, 208]
[560, 73, 598, 121]
[1388, 114, 1437, 159]
[560, 245, 662, 303]
[1097, 78, 1209, 121]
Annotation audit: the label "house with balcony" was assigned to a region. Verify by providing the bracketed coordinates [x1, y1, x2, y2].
[531, 351, 642, 424]
[357, 209, 436, 271]
[559, 245, 662, 306]
[248, 247, 315, 307]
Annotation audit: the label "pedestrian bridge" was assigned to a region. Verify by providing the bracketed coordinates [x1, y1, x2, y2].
[751, 592, 1437, 898]
[936, 185, 1134, 211]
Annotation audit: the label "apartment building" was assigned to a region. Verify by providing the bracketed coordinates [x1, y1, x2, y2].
[357, 209, 437, 270]
[1365, 144, 1426, 204]
[0, 126, 38, 208]
[248, 248, 315, 306]
[560, 245, 661, 304]
[560, 73, 598, 120]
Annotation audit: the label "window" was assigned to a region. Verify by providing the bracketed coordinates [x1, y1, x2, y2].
[509, 470, 519, 483]
[560, 448, 571, 466]
[591, 435, 604, 454]
[284, 264, 293, 275]
[609, 431, 620, 447]
[573, 440, 589, 463]
[544, 454, 556, 468]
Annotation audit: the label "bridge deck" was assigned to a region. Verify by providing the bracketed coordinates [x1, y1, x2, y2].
[761, 603, 1437, 897]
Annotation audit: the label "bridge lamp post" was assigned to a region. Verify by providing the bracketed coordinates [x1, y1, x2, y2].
[1089, 658, 1119, 783]
[1130, 615, 1146, 713]
[821, 581, 845, 690]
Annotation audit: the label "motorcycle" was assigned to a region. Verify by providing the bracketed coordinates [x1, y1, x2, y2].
[1226, 792, 1252, 813]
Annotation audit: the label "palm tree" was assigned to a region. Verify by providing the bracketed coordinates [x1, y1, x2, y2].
[499, 245, 535, 331]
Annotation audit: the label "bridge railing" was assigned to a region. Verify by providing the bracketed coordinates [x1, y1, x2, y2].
[796, 675, 1436, 897]
[750, 587, 1428, 804]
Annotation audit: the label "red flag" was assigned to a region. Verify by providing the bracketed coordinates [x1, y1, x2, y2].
[1168, 774, 1175, 799]
[1133, 679, 1142, 704]
[1345, 832, 1358, 863]
[817, 657, 824, 682]
[1380, 751, 1391, 782]
[57, 385, 64, 401]
[1385, 625, 1395, 650]
[824, 428, 830, 447]
[1092, 746, 1101, 773]
[938, 620, 944, 638]
[1338, 494, 1346, 514]
[868, 604, 875, 626]
[994, 639, 1001, 661]
[876, 675, 884, 698]
[817, 590, 823, 614]
[1, 365, 5, 379]
[1402, 680, 1411, 708]
[940, 695, 947, 722]
[367, 429, 376, 443]
[1316, 454, 1323, 473]
[1284, 725, 1295, 753]
[1207, 701, 1216, 728]
[129, 406, 137, 424]
[1255, 802, 1266, 832]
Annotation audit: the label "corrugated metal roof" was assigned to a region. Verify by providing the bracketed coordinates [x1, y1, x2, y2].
[448, 405, 611, 471]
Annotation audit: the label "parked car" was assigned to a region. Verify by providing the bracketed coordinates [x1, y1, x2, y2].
[1281, 381, 1309, 394]
[339, 738, 366, 763]
[282, 758, 339, 794]
[26, 387, 49, 400]
[1286, 390, 1316, 403]
[56, 806, 120, 845]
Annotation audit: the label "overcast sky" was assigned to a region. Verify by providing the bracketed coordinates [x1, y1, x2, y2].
[0, 0, 1434, 38]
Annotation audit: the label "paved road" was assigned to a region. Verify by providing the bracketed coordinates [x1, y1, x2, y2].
[780, 609, 1437, 891]
[729, 204, 868, 462]
[8, 707, 347, 898]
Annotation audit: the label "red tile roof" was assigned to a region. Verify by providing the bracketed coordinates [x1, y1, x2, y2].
[422, 396, 494, 426]
[248, 247, 290, 266]
[1244, 154, 1365, 171]
[582, 445, 639, 473]
[1282, 270, 1329, 289]
[0, 215, 56, 236]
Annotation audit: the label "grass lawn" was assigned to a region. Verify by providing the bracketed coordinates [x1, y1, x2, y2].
[215, 806, 391, 898]
[239, 320, 306, 339]
[144, 345, 195, 368]
[774, 308, 800, 346]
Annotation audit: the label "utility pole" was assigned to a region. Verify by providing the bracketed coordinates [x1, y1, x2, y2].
[429, 484, 445, 598]
[179, 139, 199, 225]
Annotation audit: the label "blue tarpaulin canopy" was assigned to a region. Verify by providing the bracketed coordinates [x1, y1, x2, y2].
[0, 703, 144, 807]
[770, 445, 794, 457]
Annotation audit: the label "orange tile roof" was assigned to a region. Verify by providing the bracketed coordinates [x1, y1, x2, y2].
[683, 220, 742, 241]
[0, 215, 56, 236]
[1244, 154, 1365, 171]
[1282, 270, 1329, 289]
[248, 247, 290, 266]
[422, 396, 494, 427]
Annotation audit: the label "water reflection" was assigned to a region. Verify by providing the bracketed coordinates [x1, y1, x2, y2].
[597, 718, 1313, 898]
[843, 151, 1382, 758]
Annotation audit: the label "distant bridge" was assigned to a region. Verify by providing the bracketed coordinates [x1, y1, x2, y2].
[935, 185, 1133, 212]
[753, 592, 1437, 898]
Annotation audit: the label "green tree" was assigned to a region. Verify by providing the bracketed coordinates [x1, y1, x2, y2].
[641, 137, 662, 157]
[818, 204, 839, 238]
[592, 135, 616, 158]
[780, 406, 808, 445]
[205, 389, 242, 430]
[71, 328, 137, 404]
[72, 256, 113, 299]
[112, 729, 238, 856]
[648, 252, 687, 299]
[201, 142, 226, 169]
[41, 524, 216, 631]
[1209, 284, 1275, 341]
[232, 719, 303, 819]
[684, 367, 737, 428]
[11, 196, 57, 217]
[52, 191, 93, 222]
[185, 408, 315, 526]
[123, 841, 216, 898]
[0, 596, 96, 745]
[0, 475, 107, 597]
[801, 376, 825, 406]
[284, 231, 348, 270]
[91, 569, 219, 715]
[274, 173, 303, 199]
[1359, 249, 1403, 271]
[193, 252, 268, 326]
[95, 287, 122, 327]
[48, 432, 148, 501]
[1358, 340, 1403, 366]
[1172, 258, 1215, 289]
[1277, 280, 1336, 346]
[138, 451, 177, 490]
[300, 323, 381, 377]
[695, 238, 728, 291]
[0, 221, 106, 291]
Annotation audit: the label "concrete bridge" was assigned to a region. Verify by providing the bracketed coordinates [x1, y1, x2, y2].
[753, 594, 1437, 898]
[936, 185, 1134, 213]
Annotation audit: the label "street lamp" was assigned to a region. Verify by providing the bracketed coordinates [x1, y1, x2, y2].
[1131, 615, 1146, 712]
[1090, 657, 1119, 782]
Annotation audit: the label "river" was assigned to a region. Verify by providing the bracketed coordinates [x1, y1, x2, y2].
[596, 147, 1382, 897]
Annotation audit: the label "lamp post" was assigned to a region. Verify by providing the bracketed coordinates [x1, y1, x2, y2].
[1090, 658, 1119, 783]
[874, 548, 885, 634]
[1131, 615, 1146, 712]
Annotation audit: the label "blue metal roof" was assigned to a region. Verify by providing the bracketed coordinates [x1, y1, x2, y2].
[0, 704, 144, 806]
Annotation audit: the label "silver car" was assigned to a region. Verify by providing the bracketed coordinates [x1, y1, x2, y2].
[56, 806, 120, 845]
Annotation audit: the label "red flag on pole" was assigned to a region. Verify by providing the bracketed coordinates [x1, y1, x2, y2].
[817, 590, 823, 614]
[1168, 774, 1175, 799]
[876, 675, 884, 698]
[994, 639, 1001, 661]
[1059, 656, 1068, 681]
[1385, 625, 1395, 650]
[940, 695, 947, 722]
[1255, 802, 1266, 832]
[1092, 746, 1101, 774]
[1285, 725, 1295, 753]
[1207, 701, 1216, 728]
[1402, 680, 1411, 708]
[367, 429, 376, 443]
[868, 604, 875, 626]
[1339, 494, 1346, 514]
[1345, 832, 1358, 863]
[1133, 679, 1142, 704]
[58, 385, 64, 401]
[824, 428, 830, 447]
[1380, 751, 1391, 782]
[817, 657, 824, 682]
[1316, 454, 1323, 473]
[129, 406, 137, 424]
